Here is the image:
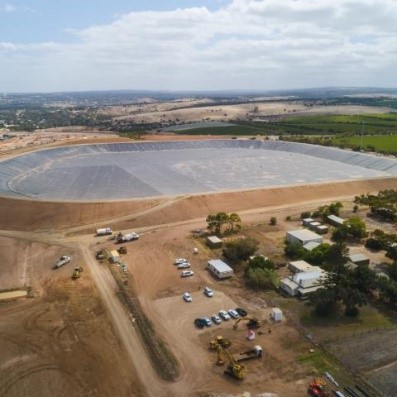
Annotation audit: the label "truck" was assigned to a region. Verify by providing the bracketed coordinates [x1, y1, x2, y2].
[53, 255, 71, 269]
[232, 345, 263, 362]
[117, 232, 139, 243]
[96, 227, 113, 236]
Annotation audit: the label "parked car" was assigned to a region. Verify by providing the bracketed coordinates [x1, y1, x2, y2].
[177, 262, 191, 269]
[174, 258, 188, 265]
[235, 307, 248, 317]
[211, 314, 222, 324]
[194, 318, 206, 329]
[219, 310, 231, 320]
[228, 309, 239, 319]
[183, 292, 192, 302]
[203, 286, 214, 297]
[203, 317, 212, 327]
[181, 270, 194, 278]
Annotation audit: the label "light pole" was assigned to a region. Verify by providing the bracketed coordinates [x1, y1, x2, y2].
[360, 120, 365, 152]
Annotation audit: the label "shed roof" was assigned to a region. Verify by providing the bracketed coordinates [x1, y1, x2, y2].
[289, 260, 314, 272]
[207, 236, 222, 243]
[327, 214, 345, 224]
[287, 229, 323, 242]
[110, 250, 119, 257]
[303, 241, 321, 251]
[207, 259, 233, 273]
[280, 278, 299, 291]
[349, 253, 370, 263]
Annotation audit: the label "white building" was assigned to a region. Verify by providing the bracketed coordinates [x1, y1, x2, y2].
[302, 218, 315, 227]
[288, 260, 320, 274]
[206, 236, 223, 249]
[303, 241, 321, 251]
[286, 229, 323, 246]
[207, 259, 233, 279]
[327, 214, 345, 227]
[280, 269, 326, 297]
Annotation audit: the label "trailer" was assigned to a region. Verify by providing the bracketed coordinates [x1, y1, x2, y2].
[232, 345, 263, 362]
[96, 227, 113, 236]
[117, 232, 139, 243]
[53, 255, 71, 269]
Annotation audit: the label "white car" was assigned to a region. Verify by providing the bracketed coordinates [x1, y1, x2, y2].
[228, 309, 239, 319]
[181, 270, 194, 278]
[177, 262, 191, 269]
[183, 292, 192, 302]
[219, 310, 231, 320]
[211, 314, 222, 324]
[203, 286, 213, 297]
[203, 317, 212, 327]
[174, 258, 188, 265]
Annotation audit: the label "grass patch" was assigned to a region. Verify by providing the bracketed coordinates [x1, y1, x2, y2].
[333, 134, 397, 152]
[176, 125, 261, 135]
[299, 349, 337, 374]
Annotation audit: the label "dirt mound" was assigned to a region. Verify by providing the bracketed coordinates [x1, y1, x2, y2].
[0, 177, 396, 232]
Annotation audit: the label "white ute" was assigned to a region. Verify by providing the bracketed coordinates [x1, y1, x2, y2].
[53, 255, 71, 269]
[117, 232, 140, 243]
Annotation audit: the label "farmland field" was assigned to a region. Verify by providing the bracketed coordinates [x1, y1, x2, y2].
[174, 113, 397, 137]
[332, 134, 397, 153]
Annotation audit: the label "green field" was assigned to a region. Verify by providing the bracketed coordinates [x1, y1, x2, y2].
[332, 134, 397, 153]
[176, 125, 261, 135]
[175, 113, 397, 137]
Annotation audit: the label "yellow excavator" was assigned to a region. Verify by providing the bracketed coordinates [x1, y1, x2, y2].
[72, 266, 84, 280]
[209, 335, 231, 350]
[216, 345, 247, 380]
[233, 317, 261, 330]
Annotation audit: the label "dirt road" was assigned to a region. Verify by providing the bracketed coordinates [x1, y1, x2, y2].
[79, 245, 167, 397]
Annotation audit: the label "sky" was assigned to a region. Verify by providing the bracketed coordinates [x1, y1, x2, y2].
[0, 0, 396, 93]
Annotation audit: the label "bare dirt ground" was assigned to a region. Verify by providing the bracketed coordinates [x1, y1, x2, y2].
[114, 101, 390, 124]
[1, 136, 396, 396]
[0, 238, 142, 397]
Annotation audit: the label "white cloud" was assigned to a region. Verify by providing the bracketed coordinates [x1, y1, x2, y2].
[0, 2, 35, 13]
[0, 0, 396, 92]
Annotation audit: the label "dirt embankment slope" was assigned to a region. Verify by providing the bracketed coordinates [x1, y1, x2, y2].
[0, 177, 396, 232]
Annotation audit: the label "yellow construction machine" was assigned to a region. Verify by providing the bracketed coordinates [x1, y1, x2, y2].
[72, 266, 84, 280]
[233, 317, 261, 330]
[216, 345, 247, 380]
[209, 335, 231, 350]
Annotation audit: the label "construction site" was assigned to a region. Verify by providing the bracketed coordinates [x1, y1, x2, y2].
[0, 136, 396, 397]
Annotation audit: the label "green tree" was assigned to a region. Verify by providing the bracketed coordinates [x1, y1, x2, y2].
[332, 226, 349, 242]
[248, 256, 274, 270]
[284, 243, 305, 260]
[206, 212, 230, 235]
[389, 262, 397, 282]
[223, 237, 259, 262]
[269, 216, 277, 226]
[228, 212, 241, 233]
[246, 267, 279, 290]
[305, 243, 332, 266]
[345, 216, 368, 239]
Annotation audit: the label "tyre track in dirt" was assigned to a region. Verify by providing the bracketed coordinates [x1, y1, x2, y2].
[79, 245, 165, 397]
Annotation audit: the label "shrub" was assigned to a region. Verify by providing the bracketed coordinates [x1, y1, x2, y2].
[223, 237, 259, 262]
[365, 238, 383, 251]
[269, 216, 277, 226]
[246, 267, 279, 290]
[300, 211, 311, 219]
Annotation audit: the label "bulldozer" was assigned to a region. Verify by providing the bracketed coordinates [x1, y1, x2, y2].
[308, 379, 329, 397]
[72, 266, 84, 280]
[209, 335, 231, 350]
[216, 345, 247, 380]
[233, 317, 261, 330]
